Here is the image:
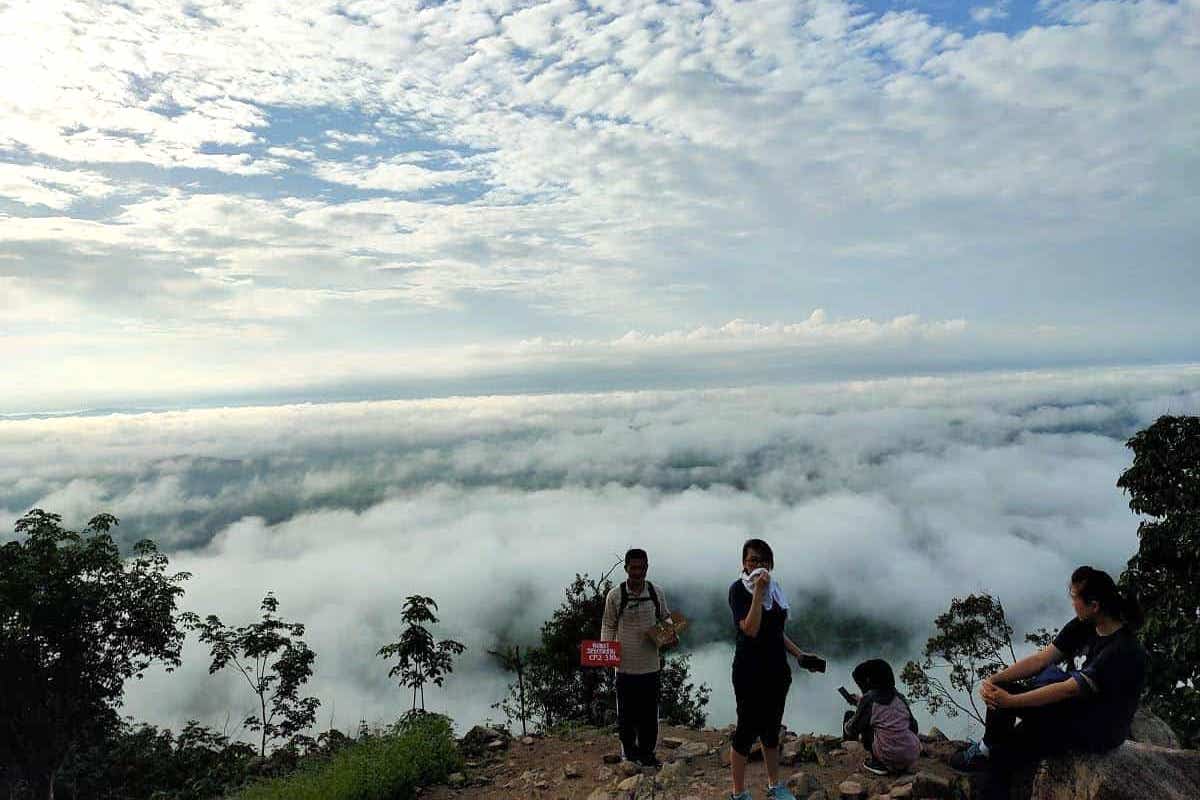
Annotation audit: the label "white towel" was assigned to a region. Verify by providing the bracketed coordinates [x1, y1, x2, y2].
[740, 567, 789, 611]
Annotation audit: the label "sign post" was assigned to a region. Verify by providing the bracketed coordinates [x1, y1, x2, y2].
[579, 639, 621, 668]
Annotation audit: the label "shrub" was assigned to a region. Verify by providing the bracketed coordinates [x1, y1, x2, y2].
[233, 713, 461, 800]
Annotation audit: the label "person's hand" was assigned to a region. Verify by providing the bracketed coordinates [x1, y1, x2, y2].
[752, 569, 771, 595]
[847, 691, 861, 704]
[981, 681, 1010, 710]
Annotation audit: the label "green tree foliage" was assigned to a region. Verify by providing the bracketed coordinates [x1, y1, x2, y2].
[56, 718, 256, 800]
[901, 593, 1021, 726]
[194, 593, 320, 757]
[492, 568, 710, 732]
[1117, 414, 1200, 747]
[0, 509, 191, 799]
[658, 653, 712, 729]
[378, 595, 466, 713]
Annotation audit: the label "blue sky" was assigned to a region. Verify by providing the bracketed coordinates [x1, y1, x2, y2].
[1, 0, 1197, 412]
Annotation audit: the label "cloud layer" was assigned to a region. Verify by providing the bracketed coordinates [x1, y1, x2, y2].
[2, 0, 1198, 409]
[4, 364, 1199, 737]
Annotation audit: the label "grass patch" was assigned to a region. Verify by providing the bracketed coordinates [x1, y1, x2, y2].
[234, 714, 461, 800]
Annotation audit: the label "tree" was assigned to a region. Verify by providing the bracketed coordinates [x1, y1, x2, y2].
[901, 593, 1034, 727]
[1117, 414, 1200, 747]
[193, 593, 320, 757]
[378, 595, 465, 714]
[492, 566, 711, 732]
[659, 653, 711, 728]
[489, 645, 532, 736]
[0, 509, 191, 800]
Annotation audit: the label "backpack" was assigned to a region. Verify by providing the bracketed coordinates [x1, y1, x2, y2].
[617, 581, 663, 622]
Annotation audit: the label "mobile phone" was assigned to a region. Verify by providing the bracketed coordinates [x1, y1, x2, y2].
[799, 653, 827, 673]
[838, 686, 855, 705]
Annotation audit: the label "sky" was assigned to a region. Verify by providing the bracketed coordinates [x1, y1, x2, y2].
[2, 0, 1198, 413]
[4, 364, 1199, 737]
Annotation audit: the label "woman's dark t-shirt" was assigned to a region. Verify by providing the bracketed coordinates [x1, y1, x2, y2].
[1052, 617, 1148, 750]
[729, 580, 790, 685]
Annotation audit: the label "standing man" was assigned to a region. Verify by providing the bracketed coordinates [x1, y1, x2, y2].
[601, 548, 672, 767]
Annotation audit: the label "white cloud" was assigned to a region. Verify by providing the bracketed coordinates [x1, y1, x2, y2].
[4, 365, 1196, 738]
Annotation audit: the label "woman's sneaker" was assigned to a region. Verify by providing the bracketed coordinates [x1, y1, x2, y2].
[766, 784, 797, 800]
[950, 739, 990, 773]
[862, 756, 890, 775]
[730, 791, 754, 800]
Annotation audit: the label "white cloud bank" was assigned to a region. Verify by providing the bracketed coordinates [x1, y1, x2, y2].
[3, 364, 1199, 738]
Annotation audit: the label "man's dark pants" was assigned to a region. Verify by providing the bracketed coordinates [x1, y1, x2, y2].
[616, 671, 660, 761]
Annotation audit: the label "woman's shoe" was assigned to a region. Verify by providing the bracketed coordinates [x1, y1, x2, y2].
[949, 739, 990, 773]
[862, 756, 890, 775]
[766, 784, 797, 800]
[730, 791, 754, 800]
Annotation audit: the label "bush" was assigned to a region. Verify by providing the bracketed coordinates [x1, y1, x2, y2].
[233, 714, 461, 800]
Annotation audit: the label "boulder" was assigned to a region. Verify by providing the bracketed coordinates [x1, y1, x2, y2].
[1129, 709, 1181, 749]
[662, 735, 686, 749]
[838, 780, 866, 799]
[1027, 741, 1200, 800]
[603, 752, 623, 764]
[617, 773, 644, 791]
[911, 770, 953, 799]
[587, 789, 614, 800]
[459, 724, 509, 755]
[674, 740, 710, 760]
[785, 771, 822, 796]
[619, 759, 642, 777]
[844, 740, 866, 755]
[594, 765, 615, 783]
[657, 759, 689, 787]
[563, 762, 582, 779]
[447, 772, 466, 787]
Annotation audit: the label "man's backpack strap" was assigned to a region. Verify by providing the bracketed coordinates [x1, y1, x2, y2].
[616, 581, 663, 622]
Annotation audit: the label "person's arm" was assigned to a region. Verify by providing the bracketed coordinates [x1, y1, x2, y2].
[783, 634, 804, 658]
[738, 577, 767, 638]
[982, 676, 1081, 709]
[844, 694, 874, 738]
[600, 589, 618, 642]
[986, 644, 1063, 685]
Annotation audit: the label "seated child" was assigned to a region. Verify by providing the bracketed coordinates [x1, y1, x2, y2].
[842, 659, 921, 775]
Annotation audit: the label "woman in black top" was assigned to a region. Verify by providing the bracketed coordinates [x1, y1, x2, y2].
[727, 539, 824, 800]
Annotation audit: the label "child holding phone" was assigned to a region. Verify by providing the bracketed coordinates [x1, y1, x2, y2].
[842, 659, 921, 775]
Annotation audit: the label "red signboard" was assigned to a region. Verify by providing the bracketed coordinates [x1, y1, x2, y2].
[580, 639, 621, 667]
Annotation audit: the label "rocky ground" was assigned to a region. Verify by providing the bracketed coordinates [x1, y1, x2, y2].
[422, 723, 967, 800]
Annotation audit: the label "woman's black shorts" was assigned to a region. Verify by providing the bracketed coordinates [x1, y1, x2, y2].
[731, 671, 791, 756]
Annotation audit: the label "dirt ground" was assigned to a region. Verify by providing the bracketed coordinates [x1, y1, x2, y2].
[421, 724, 966, 800]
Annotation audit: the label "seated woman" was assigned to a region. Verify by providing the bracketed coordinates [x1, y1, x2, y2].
[843, 658, 921, 775]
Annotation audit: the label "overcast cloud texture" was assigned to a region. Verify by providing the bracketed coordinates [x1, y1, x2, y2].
[3, 365, 1199, 737]
[2, 0, 1199, 412]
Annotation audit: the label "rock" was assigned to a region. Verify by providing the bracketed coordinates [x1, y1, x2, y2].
[1129, 708, 1181, 749]
[808, 793, 830, 800]
[839, 780, 866, 799]
[1027, 741, 1200, 800]
[563, 762, 581, 779]
[586, 789, 613, 800]
[927, 726, 949, 742]
[521, 735, 535, 745]
[911, 771, 953, 799]
[594, 766, 615, 783]
[658, 759, 689, 786]
[447, 772, 466, 787]
[844, 740, 866, 755]
[617, 773, 644, 791]
[533, 779, 549, 790]
[888, 784, 913, 798]
[785, 771, 822, 796]
[661, 736, 686, 749]
[619, 760, 642, 777]
[602, 752, 622, 764]
[459, 724, 510, 755]
[674, 741, 709, 760]
[830, 748, 848, 757]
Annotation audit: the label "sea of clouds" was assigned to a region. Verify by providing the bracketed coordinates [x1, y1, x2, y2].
[3, 363, 1199, 740]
